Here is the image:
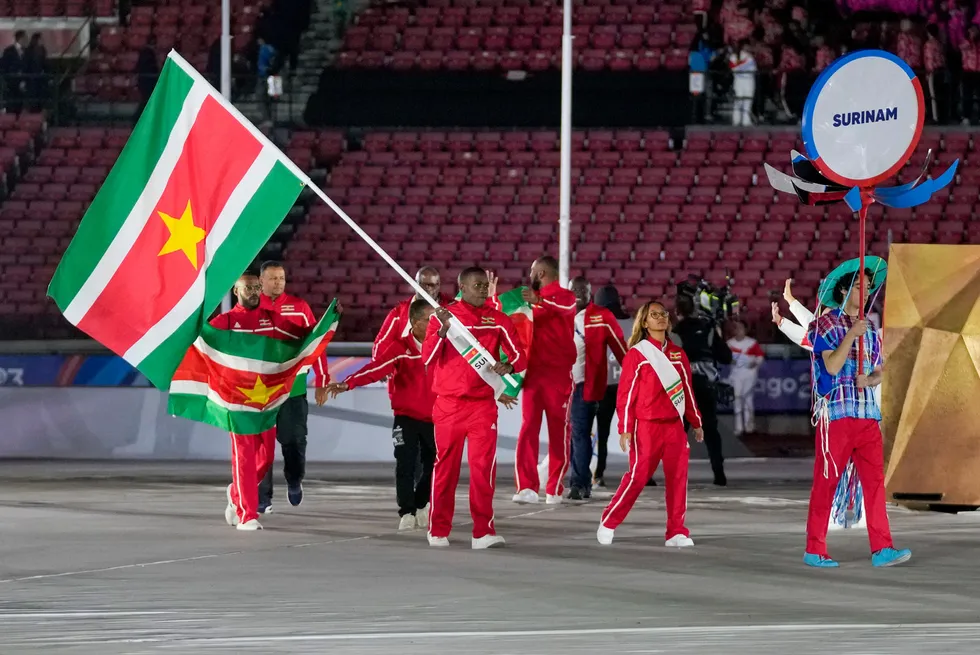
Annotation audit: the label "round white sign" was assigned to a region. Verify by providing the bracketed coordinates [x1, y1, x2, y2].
[802, 50, 924, 187]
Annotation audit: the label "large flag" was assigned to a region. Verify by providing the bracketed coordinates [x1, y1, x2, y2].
[47, 51, 307, 390]
[168, 301, 340, 434]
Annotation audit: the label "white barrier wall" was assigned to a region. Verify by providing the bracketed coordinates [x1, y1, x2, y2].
[0, 387, 748, 461]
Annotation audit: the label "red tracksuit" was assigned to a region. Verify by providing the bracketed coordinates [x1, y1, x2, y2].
[600, 336, 702, 539]
[374, 293, 454, 359]
[580, 303, 628, 402]
[422, 300, 527, 539]
[211, 298, 329, 523]
[345, 334, 434, 422]
[510, 281, 578, 496]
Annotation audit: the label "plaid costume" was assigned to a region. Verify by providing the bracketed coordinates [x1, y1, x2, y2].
[810, 310, 882, 422]
[804, 310, 893, 556]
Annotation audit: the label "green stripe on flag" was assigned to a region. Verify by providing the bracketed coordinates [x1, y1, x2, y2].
[201, 161, 304, 315]
[200, 299, 337, 362]
[139, 312, 200, 389]
[48, 59, 194, 306]
[167, 393, 279, 434]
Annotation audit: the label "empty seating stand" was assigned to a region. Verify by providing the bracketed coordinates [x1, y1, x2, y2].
[0, 125, 973, 341]
[336, 0, 696, 72]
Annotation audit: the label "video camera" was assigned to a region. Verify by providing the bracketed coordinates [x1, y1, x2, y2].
[676, 271, 741, 323]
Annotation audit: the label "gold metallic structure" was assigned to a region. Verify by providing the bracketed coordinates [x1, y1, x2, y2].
[882, 244, 980, 510]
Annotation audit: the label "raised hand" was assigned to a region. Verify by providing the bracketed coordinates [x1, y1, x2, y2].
[783, 279, 796, 304]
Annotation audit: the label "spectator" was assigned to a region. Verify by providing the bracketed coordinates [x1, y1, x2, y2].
[0, 30, 27, 114]
[750, 27, 775, 120]
[813, 35, 838, 73]
[136, 43, 159, 117]
[725, 3, 756, 46]
[777, 35, 808, 118]
[896, 19, 923, 68]
[23, 33, 46, 111]
[924, 23, 949, 122]
[729, 40, 757, 125]
[960, 24, 980, 124]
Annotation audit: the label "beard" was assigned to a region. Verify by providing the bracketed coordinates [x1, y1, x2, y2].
[530, 277, 542, 292]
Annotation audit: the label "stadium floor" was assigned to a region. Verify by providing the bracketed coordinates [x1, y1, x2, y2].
[2, 461, 980, 654]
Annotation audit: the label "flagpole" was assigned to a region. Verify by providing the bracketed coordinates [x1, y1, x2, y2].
[304, 183, 520, 387]
[557, 0, 572, 288]
[219, 0, 233, 313]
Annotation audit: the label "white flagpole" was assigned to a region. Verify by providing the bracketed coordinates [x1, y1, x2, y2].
[304, 184, 521, 388]
[557, 0, 573, 287]
[220, 0, 233, 313]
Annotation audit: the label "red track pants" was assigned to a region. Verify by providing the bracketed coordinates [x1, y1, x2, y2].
[229, 429, 276, 524]
[429, 396, 498, 539]
[806, 418, 893, 555]
[515, 371, 572, 496]
[600, 419, 690, 540]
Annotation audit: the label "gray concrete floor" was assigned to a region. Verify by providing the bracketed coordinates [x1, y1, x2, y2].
[2, 461, 980, 654]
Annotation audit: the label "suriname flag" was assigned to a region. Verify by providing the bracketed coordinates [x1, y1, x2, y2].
[168, 301, 340, 434]
[47, 51, 307, 390]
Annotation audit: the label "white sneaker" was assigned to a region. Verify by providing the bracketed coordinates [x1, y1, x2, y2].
[546, 494, 563, 505]
[236, 519, 263, 531]
[597, 525, 614, 545]
[472, 534, 506, 549]
[224, 484, 238, 526]
[512, 489, 539, 504]
[665, 534, 695, 548]
[415, 506, 429, 530]
[398, 514, 416, 531]
[427, 534, 450, 547]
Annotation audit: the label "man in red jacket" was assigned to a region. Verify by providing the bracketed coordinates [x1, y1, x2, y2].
[511, 256, 577, 504]
[423, 267, 526, 549]
[568, 276, 627, 500]
[325, 300, 436, 531]
[256, 261, 330, 511]
[214, 273, 277, 531]
[598, 301, 703, 547]
[374, 266, 451, 358]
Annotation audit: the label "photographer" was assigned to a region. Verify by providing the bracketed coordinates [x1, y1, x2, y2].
[672, 290, 732, 486]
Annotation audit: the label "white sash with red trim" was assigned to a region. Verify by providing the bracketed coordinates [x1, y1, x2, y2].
[634, 340, 685, 422]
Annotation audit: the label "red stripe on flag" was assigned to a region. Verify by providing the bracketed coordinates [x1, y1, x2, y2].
[76, 96, 264, 354]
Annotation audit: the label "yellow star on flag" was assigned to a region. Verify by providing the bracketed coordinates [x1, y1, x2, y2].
[158, 200, 206, 269]
[237, 376, 285, 406]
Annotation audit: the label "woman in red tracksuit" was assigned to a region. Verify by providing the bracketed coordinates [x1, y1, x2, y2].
[597, 301, 704, 547]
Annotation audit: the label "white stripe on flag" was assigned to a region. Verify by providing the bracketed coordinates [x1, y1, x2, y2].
[62, 84, 210, 325]
[188, 320, 338, 375]
[169, 380, 292, 413]
[124, 147, 279, 365]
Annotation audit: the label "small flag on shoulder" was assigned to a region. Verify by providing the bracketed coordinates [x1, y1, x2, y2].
[168, 301, 340, 434]
[47, 50, 307, 390]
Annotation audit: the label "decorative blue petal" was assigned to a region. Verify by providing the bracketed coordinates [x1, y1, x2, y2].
[873, 160, 959, 208]
[844, 186, 863, 212]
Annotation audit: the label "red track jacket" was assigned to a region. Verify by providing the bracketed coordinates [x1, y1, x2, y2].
[345, 334, 434, 422]
[513, 281, 577, 376]
[208, 294, 329, 387]
[422, 300, 527, 402]
[374, 293, 454, 358]
[578, 303, 628, 402]
[617, 336, 702, 434]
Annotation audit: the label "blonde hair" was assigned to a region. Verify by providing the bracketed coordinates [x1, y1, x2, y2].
[627, 301, 669, 348]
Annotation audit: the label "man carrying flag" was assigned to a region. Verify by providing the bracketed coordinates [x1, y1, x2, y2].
[374, 266, 452, 358]
[509, 256, 578, 504]
[207, 273, 274, 530]
[325, 299, 437, 531]
[423, 267, 526, 549]
[256, 260, 330, 511]
[568, 276, 627, 500]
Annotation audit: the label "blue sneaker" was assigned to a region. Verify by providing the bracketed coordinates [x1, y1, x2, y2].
[803, 552, 840, 568]
[257, 502, 272, 515]
[872, 547, 911, 567]
[287, 483, 303, 507]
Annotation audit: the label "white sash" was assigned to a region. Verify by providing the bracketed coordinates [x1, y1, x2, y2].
[634, 340, 686, 421]
[446, 321, 523, 398]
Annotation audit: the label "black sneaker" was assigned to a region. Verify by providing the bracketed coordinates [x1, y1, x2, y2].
[594, 476, 606, 488]
[287, 483, 303, 506]
[568, 487, 585, 501]
[713, 472, 728, 487]
[646, 478, 657, 487]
